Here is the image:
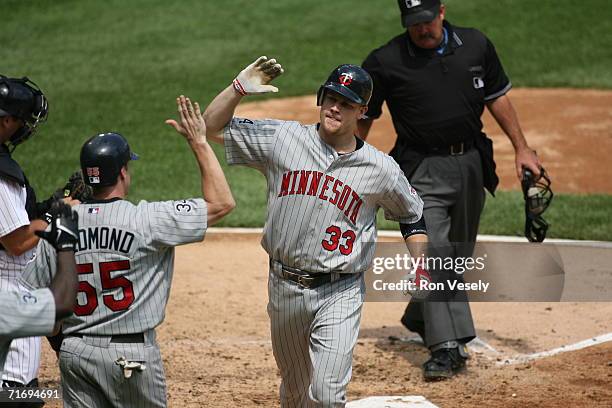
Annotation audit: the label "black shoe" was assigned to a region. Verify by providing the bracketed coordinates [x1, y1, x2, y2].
[423, 347, 467, 381]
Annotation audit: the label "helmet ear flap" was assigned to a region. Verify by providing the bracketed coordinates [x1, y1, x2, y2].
[316, 86, 325, 106]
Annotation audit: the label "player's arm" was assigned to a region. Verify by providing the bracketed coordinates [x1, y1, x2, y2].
[167, 96, 235, 224]
[0, 219, 47, 256]
[486, 94, 541, 180]
[35, 201, 80, 318]
[203, 56, 284, 144]
[50, 251, 78, 319]
[401, 219, 428, 258]
[401, 223, 431, 294]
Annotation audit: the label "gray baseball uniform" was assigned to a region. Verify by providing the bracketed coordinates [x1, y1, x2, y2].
[0, 177, 42, 386]
[21, 197, 207, 408]
[0, 288, 55, 371]
[224, 118, 423, 407]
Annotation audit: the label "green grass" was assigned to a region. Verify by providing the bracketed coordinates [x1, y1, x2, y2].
[2, 0, 611, 238]
[379, 191, 612, 241]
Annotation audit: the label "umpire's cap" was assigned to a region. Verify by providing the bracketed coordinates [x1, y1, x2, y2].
[317, 64, 373, 106]
[398, 0, 441, 27]
[0, 75, 49, 147]
[80, 132, 139, 187]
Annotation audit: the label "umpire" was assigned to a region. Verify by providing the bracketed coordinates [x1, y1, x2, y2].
[358, 0, 542, 380]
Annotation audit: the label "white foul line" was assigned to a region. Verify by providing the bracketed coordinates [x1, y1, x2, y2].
[496, 332, 612, 366]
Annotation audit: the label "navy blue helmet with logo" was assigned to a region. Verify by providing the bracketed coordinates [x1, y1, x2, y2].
[80, 132, 139, 187]
[317, 64, 373, 106]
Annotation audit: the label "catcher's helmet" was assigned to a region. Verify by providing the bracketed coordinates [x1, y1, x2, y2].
[0, 75, 49, 148]
[317, 64, 373, 106]
[80, 132, 139, 187]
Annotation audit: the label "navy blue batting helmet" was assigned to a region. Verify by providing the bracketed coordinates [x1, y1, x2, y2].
[317, 64, 373, 106]
[80, 132, 139, 187]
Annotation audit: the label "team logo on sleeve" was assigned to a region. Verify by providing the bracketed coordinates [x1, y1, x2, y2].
[86, 167, 101, 184]
[175, 200, 192, 213]
[409, 186, 418, 197]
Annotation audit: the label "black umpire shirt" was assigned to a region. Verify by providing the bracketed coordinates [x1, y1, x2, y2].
[362, 20, 510, 192]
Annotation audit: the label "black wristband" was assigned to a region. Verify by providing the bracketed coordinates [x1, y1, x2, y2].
[400, 217, 427, 240]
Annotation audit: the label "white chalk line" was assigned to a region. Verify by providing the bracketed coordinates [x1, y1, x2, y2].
[495, 332, 612, 366]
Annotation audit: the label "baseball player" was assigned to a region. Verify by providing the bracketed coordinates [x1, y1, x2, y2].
[203, 57, 427, 407]
[0, 75, 50, 392]
[1, 202, 79, 369]
[20, 98, 235, 408]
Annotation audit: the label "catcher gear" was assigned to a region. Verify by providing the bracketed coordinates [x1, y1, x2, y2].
[233, 56, 284, 96]
[36, 201, 79, 252]
[0, 75, 49, 149]
[56, 170, 94, 202]
[522, 167, 553, 242]
[80, 132, 139, 187]
[317, 64, 373, 106]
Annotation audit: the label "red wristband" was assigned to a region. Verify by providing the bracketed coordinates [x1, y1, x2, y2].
[232, 78, 247, 96]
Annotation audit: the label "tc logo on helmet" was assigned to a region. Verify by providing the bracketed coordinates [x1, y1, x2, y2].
[339, 73, 353, 86]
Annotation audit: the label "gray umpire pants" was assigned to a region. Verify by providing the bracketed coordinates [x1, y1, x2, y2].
[402, 148, 485, 348]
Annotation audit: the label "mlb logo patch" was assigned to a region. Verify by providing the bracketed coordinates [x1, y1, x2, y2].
[473, 76, 484, 89]
[405, 0, 422, 8]
[88, 207, 100, 214]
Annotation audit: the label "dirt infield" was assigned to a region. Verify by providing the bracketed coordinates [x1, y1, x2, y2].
[39, 234, 612, 407]
[235, 88, 612, 194]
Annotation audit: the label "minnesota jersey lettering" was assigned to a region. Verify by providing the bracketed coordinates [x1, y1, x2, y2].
[277, 170, 363, 224]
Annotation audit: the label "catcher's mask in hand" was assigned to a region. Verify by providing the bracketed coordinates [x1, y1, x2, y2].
[522, 167, 553, 242]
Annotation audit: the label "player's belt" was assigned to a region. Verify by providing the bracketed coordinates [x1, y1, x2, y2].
[69, 333, 145, 343]
[271, 260, 353, 289]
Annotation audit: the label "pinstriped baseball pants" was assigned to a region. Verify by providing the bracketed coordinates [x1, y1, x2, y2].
[58, 330, 166, 408]
[268, 267, 365, 408]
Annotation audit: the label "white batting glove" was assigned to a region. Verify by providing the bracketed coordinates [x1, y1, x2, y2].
[233, 56, 284, 96]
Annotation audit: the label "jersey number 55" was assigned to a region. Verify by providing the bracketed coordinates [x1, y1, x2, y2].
[75, 260, 135, 316]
